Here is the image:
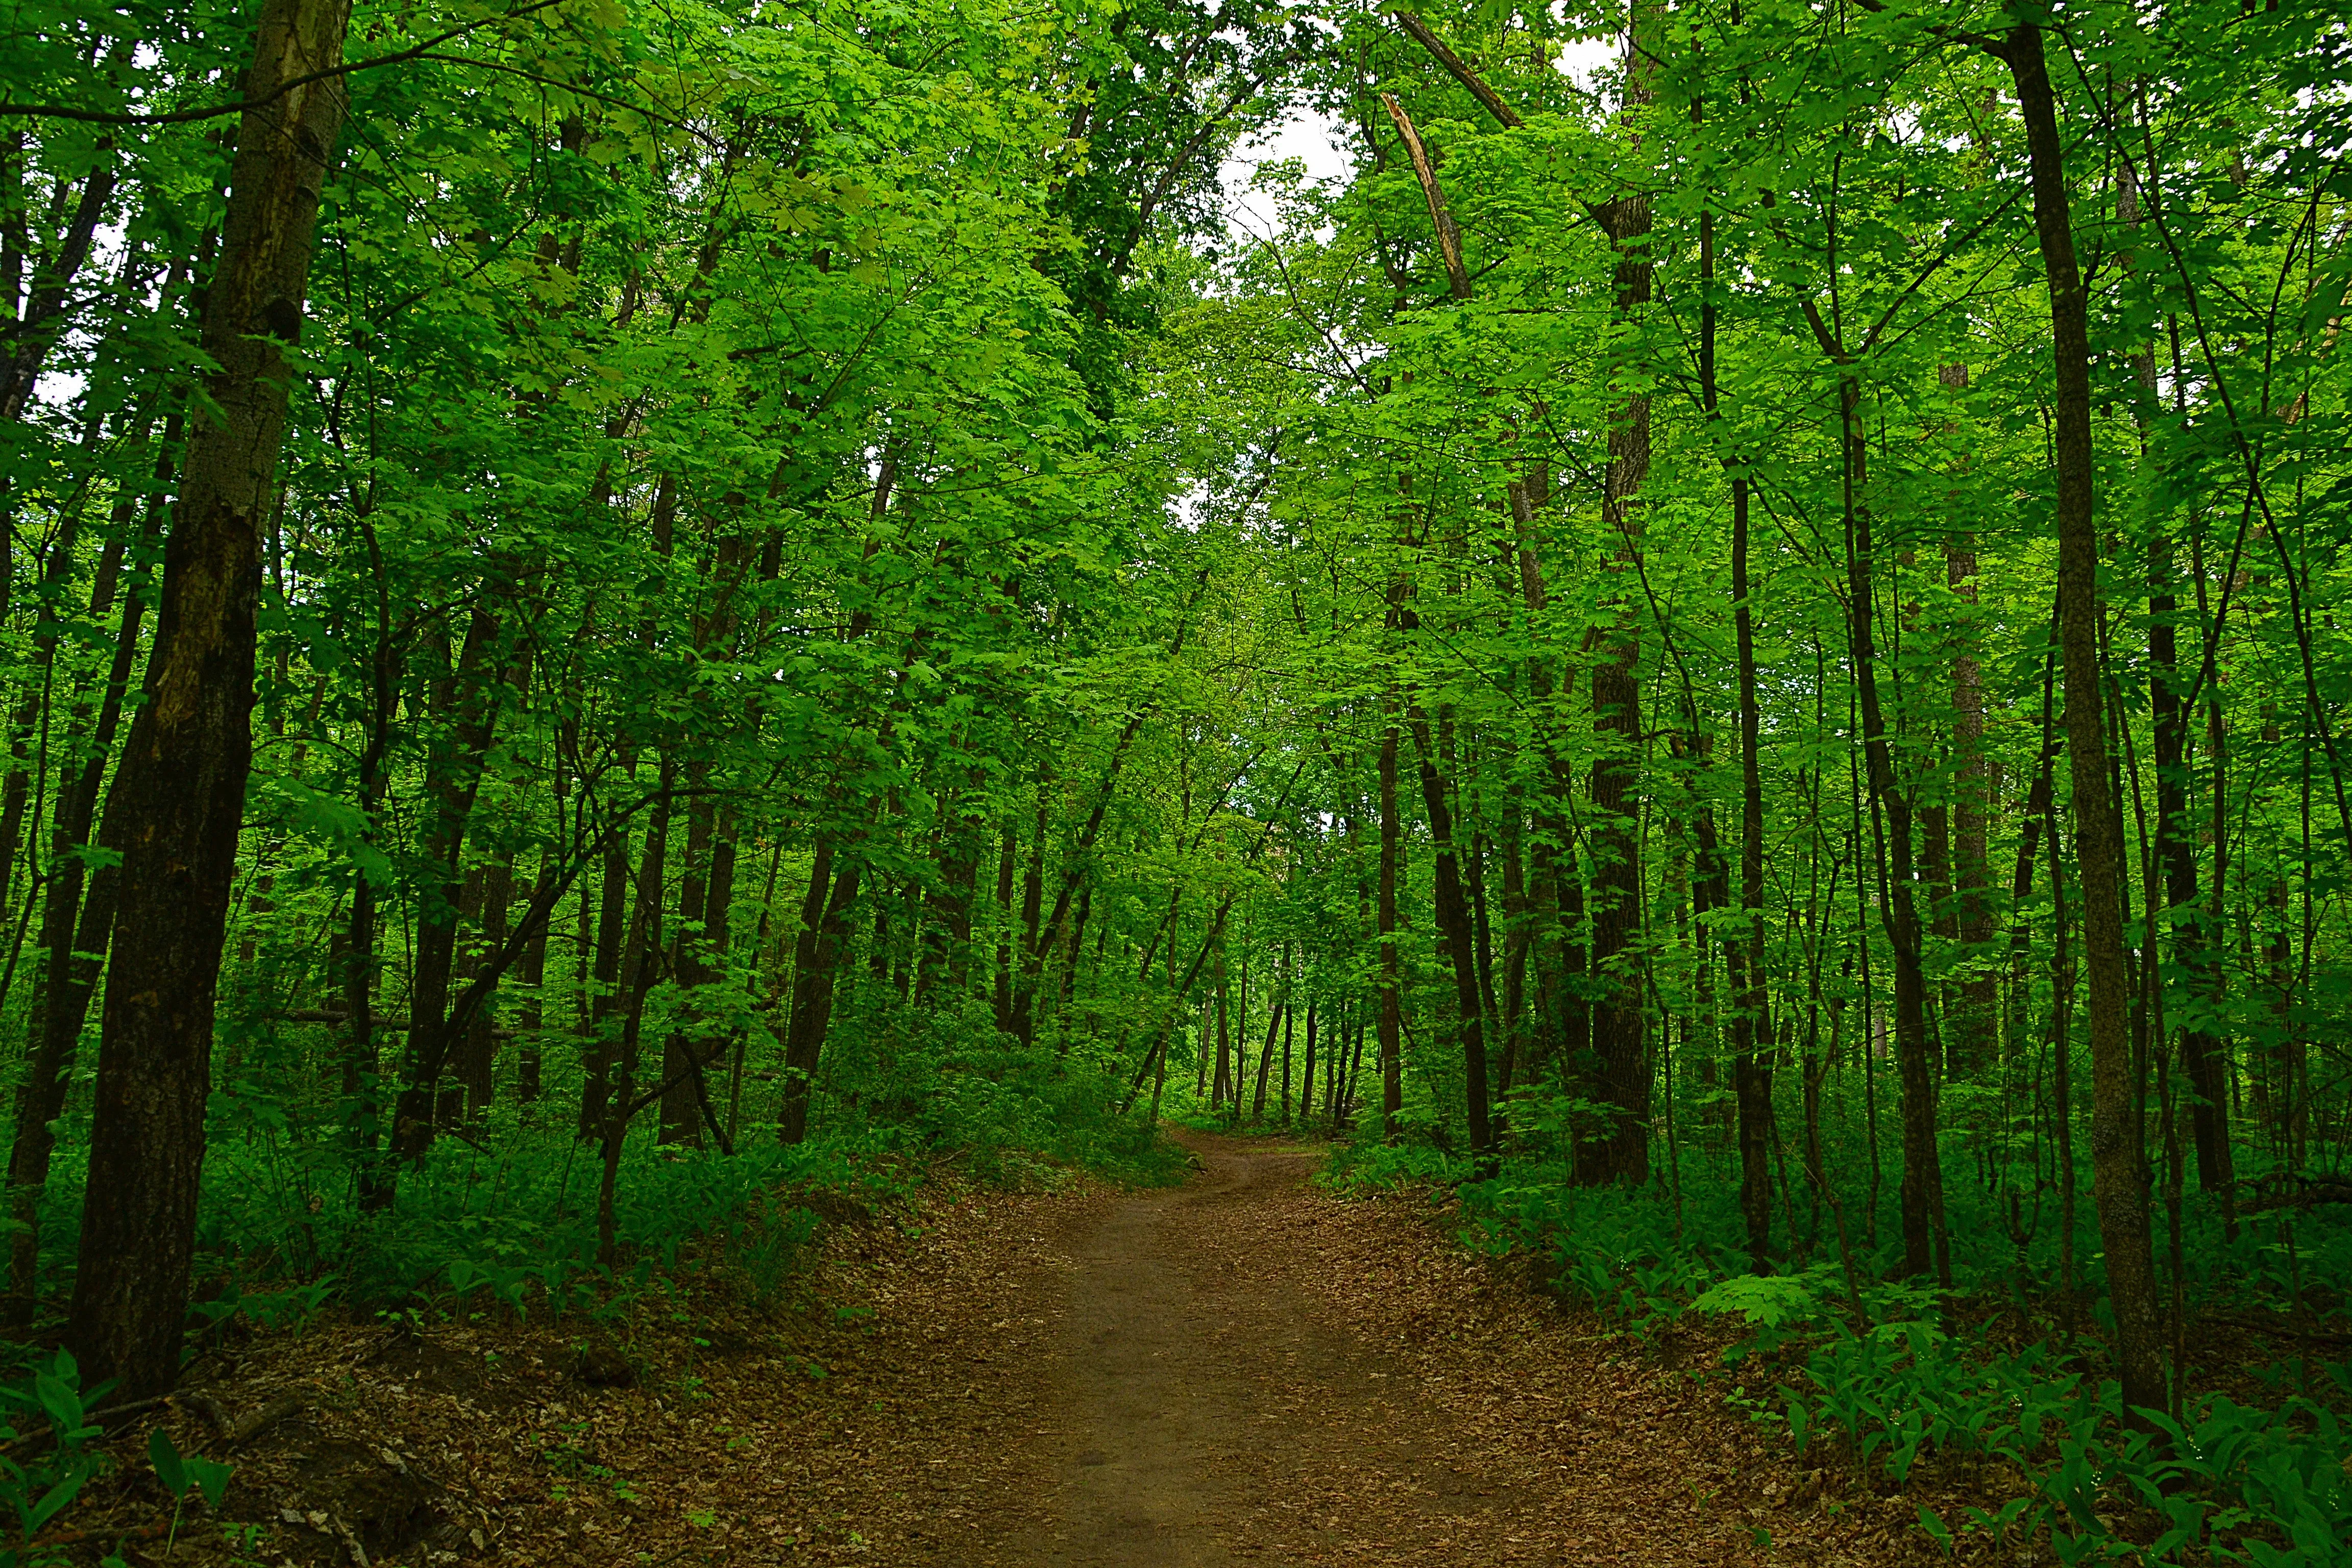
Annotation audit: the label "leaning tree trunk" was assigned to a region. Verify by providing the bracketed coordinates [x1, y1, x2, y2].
[69, 0, 354, 1400]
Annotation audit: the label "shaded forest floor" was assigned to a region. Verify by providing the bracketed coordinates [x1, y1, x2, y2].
[62, 1132, 1991, 1567]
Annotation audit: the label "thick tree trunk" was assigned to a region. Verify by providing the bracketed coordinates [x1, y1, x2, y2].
[70, 0, 354, 1399]
[1578, 9, 1658, 1185]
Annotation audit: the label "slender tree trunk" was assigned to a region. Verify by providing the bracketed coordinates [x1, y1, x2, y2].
[1998, 18, 2162, 1418]
[1947, 533, 1998, 1074]
[1841, 377, 1945, 1284]
[781, 841, 861, 1144]
[1377, 719, 1403, 1137]
[579, 816, 632, 1141]
[2148, 538, 2230, 1191]
[1731, 477, 1774, 1271]
[515, 843, 553, 1105]
[1212, 941, 1231, 1108]
[456, 856, 512, 1123]
[597, 782, 671, 1266]
[993, 821, 1016, 1025]
[1301, 996, 1318, 1129]
[1405, 709, 1493, 1162]
[387, 607, 504, 1164]
[662, 797, 716, 1147]
[4, 419, 170, 1322]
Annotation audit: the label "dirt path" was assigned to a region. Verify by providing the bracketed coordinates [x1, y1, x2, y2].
[1003, 1135, 1455, 1566]
[941, 1132, 1917, 1568]
[115, 1133, 1940, 1568]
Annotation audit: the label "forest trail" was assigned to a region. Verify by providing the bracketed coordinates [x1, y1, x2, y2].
[914, 1131, 1897, 1568]
[125, 1134, 1939, 1568]
[1003, 1133, 1472, 1566]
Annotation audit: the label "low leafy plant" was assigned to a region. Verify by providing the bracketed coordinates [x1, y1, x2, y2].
[0, 1352, 111, 1566]
[148, 1428, 233, 1554]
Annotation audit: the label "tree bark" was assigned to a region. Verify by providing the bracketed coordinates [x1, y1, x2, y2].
[1731, 477, 1774, 1271]
[1997, 17, 2163, 1418]
[4, 408, 172, 1322]
[1405, 708, 1493, 1163]
[780, 841, 861, 1144]
[70, 0, 354, 1400]
[1578, 7, 1659, 1185]
[1840, 375, 1945, 1283]
[1377, 718, 1403, 1137]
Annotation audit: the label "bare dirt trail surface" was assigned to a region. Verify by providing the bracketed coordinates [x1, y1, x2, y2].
[913, 1131, 1930, 1568]
[83, 1133, 1942, 1568]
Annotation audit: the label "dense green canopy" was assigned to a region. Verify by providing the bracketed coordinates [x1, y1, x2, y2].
[0, 0, 2348, 1553]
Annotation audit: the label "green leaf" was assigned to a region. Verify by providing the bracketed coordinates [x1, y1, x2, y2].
[187, 1456, 234, 1510]
[149, 1427, 186, 1498]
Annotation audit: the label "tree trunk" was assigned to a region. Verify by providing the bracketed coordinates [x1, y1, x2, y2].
[780, 843, 861, 1144]
[4, 423, 170, 1323]
[1947, 534, 1998, 1074]
[1406, 709, 1493, 1163]
[2147, 533, 2230, 1192]
[69, 0, 354, 1400]
[1998, 18, 2162, 1419]
[387, 607, 504, 1165]
[1731, 476, 1774, 1271]
[579, 818, 632, 1141]
[662, 797, 716, 1147]
[1377, 720, 1403, 1137]
[1579, 8, 1658, 1184]
[1841, 375, 1945, 1284]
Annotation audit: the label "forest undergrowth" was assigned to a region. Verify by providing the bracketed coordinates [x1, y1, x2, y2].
[0, 1053, 1179, 1567]
[3, 0, 2349, 1562]
[1329, 1112, 2352, 1567]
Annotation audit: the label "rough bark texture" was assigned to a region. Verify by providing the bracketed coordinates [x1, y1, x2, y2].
[69, 0, 354, 1400]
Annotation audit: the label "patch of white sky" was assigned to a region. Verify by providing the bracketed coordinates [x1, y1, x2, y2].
[1182, 14, 1623, 534]
[1215, 14, 1622, 252]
